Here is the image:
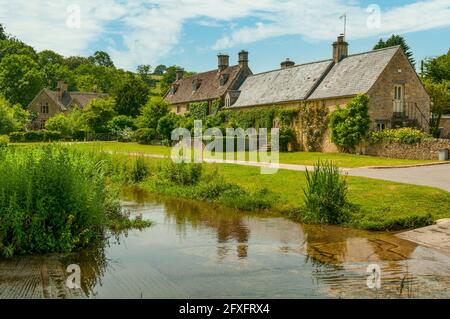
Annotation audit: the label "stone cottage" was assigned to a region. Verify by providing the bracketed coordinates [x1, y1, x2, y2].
[164, 51, 252, 114]
[440, 115, 450, 138]
[27, 81, 106, 129]
[226, 36, 431, 152]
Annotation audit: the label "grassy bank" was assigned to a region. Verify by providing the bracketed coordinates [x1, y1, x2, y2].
[0, 145, 151, 258]
[130, 157, 449, 231]
[45, 141, 434, 168]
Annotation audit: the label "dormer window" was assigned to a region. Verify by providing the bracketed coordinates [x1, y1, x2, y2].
[192, 79, 202, 92]
[219, 74, 229, 86]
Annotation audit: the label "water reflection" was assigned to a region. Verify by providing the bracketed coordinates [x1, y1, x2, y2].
[1, 187, 450, 299]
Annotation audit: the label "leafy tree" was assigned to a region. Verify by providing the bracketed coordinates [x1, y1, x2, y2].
[0, 54, 44, 106]
[0, 24, 7, 41]
[38, 50, 64, 67]
[41, 63, 75, 90]
[423, 50, 450, 83]
[423, 80, 450, 137]
[330, 94, 371, 151]
[74, 63, 126, 93]
[160, 66, 182, 94]
[63, 56, 90, 70]
[154, 64, 167, 75]
[44, 113, 72, 137]
[82, 98, 117, 133]
[374, 35, 415, 66]
[0, 38, 38, 62]
[157, 113, 181, 141]
[108, 115, 136, 132]
[115, 76, 149, 117]
[136, 96, 169, 129]
[89, 51, 114, 68]
[137, 64, 156, 87]
[0, 95, 29, 134]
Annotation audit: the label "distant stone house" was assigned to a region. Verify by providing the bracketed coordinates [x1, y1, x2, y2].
[164, 51, 253, 114]
[225, 36, 431, 152]
[27, 81, 106, 129]
[440, 115, 450, 138]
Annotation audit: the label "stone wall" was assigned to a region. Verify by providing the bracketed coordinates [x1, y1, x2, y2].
[439, 116, 450, 139]
[365, 139, 450, 161]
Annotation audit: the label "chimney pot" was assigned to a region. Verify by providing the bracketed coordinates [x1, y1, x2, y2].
[238, 50, 249, 67]
[218, 54, 230, 71]
[281, 58, 295, 69]
[333, 35, 349, 63]
[176, 68, 184, 81]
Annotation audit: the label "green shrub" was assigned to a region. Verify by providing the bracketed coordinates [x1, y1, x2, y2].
[134, 128, 157, 144]
[220, 187, 277, 211]
[24, 130, 44, 142]
[301, 161, 350, 224]
[0, 145, 122, 257]
[129, 157, 150, 184]
[279, 127, 295, 152]
[330, 94, 371, 151]
[0, 135, 9, 148]
[159, 161, 203, 186]
[8, 131, 24, 142]
[369, 128, 432, 145]
[43, 130, 63, 142]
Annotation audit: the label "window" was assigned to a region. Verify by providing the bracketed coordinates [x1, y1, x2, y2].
[176, 105, 181, 114]
[375, 120, 388, 131]
[393, 85, 404, 114]
[41, 102, 49, 114]
[225, 95, 231, 108]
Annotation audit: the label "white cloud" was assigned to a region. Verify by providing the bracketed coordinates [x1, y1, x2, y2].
[0, 0, 449, 70]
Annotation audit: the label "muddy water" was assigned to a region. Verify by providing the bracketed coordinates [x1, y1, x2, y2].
[1, 188, 450, 299]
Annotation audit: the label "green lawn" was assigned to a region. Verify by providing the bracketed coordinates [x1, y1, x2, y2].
[66, 141, 433, 168]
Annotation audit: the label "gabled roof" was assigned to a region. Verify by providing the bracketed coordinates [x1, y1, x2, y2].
[229, 60, 333, 108]
[164, 65, 243, 104]
[309, 46, 400, 100]
[28, 89, 106, 111]
[228, 46, 402, 108]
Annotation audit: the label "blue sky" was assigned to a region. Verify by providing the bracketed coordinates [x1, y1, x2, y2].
[0, 0, 449, 73]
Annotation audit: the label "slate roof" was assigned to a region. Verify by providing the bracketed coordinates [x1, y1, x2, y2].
[229, 46, 401, 108]
[309, 46, 400, 100]
[36, 89, 106, 111]
[229, 60, 333, 108]
[164, 65, 243, 104]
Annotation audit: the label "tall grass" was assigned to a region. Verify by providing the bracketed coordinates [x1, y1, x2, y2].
[302, 161, 350, 224]
[0, 145, 143, 258]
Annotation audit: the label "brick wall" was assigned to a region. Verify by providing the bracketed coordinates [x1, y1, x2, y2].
[365, 139, 450, 161]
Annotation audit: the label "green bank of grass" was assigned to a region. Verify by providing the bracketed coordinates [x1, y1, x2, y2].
[134, 157, 450, 231]
[65, 141, 433, 168]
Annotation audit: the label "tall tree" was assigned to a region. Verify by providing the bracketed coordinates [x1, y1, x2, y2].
[423, 50, 450, 83]
[137, 64, 155, 87]
[137, 96, 169, 129]
[0, 38, 38, 62]
[374, 35, 415, 66]
[153, 64, 167, 75]
[82, 97, 117, 133]
[64, 56, 90, 70]
[160, 66, 181, 95]
[0, 54, 43, 106]
[115, 77, 149, 117]
[0, 24, 7, 41]
[89, 51, 114, 68]
[38, 50, 64, 67]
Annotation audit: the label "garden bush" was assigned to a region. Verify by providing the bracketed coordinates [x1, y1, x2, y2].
[134, 128, 158, 144]
[369, 128, 432, 145]
[129, 157, 150, 184]
[159, 161, 203, 186]
[8, 131, 24, 142]
[0, 135, 9, 148]
[0, 145, 123, 257]
[301, 161, 350, 224]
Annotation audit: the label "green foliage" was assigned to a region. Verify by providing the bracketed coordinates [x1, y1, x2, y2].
[221, 107, 276, 129]
[114, 76, 149, 117]
[0, 95, 29, 134]
[137, 96, 169, 129]
[301, 161, 350, 225]
[188, 101, 209, 120]
[0, 146, 122, 257]
[88, 51, 114, 68]
[108, 115, 136, 132]
[423, 79, 450, 136]
[134, 128, 158, 144]
[157, 112, 182, 141]
[159, 162, 203, 186]
[0, 24, 6, 41]
[0, 135, 9, 148]
[0, 54, 43, 106]
[154, 65, 166, 76]
[0, 38, 38, 62]
[137, 64, 156, 88]
[278, 109, 299, 126]
[300, 102, 329, 152]
[369, 128, 432, 145]
[279, 127, 295, 152]
[44, 113, 73, 138]
[129, 157, 150, 184]
[423, 49, 450, 83]
[82, 97, 117, 133]
[374, 34, 415, 66]
[330, 94, 371, 151]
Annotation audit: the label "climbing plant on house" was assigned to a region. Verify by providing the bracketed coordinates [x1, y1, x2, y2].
[299, 102, 329, 152]
[329, 94, 371, 152]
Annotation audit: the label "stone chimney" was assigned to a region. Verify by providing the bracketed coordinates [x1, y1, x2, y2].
[218, 54, 229, 71]
[238, 50, 249, 67]
[333, 34, 349, 63]
[57, 81, 68, 99]
[176, 68, 184, 81]
[281, 58, 295, 69]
